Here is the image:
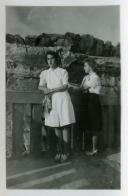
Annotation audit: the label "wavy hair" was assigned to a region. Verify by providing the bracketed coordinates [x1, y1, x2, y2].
[45, 50, 61, 67]
[83, 57, 98, 73]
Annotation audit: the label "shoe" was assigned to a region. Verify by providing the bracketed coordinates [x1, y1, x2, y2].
[22, 150, 30, 156]
[60, 154, 68, 163]
[54, 154, 61, 161]
[85, 149, 98, 156]
[41, 143, 49, 152]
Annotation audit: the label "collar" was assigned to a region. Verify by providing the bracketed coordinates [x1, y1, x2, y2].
[49, 67, 59, 71]
[88, 70, 95, 77]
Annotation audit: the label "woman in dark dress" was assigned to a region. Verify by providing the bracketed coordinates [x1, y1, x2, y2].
[81, 58, 102, 155]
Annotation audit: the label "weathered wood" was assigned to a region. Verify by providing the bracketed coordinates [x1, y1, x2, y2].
[6, 90, 43, 104]
[12, 104, 24, 156]
[107, 106, 115, 147]
[113, 106, 121, 147]
[99, 94, 120, 106]
[6, 90, 120, 106]
[6, 103, 13, 158]
[31, 104, 42, 154]
[7, 90, 120, 157]
[100, 105, 109, 148]
[31, 104, 57, 154]
[99, 105, 120, 149]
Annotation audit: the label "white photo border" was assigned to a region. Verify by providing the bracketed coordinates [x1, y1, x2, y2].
[0, 0, 128, 196]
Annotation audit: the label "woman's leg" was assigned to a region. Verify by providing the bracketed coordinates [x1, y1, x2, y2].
[60, 126, 70, 162]
[85, 94, 99, 155]
[54, 128, 62, 160]
[85, 134, 98, 156]
[92, 135, 98, 152]
[63, 127, 69, 155]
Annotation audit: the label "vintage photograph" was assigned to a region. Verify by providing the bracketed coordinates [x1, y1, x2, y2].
[6, 5, 120, 189]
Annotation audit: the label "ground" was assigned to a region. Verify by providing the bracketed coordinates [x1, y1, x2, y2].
[6, 148, 120, 189]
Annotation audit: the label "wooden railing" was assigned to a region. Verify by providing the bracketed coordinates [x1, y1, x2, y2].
[6, 90, 120, 157]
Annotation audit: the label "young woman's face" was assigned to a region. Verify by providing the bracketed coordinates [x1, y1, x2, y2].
[47, 54, 57, 68]
[84, 62, 91, 73]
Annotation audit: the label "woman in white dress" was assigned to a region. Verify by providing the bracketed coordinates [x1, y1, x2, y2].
[38, 51, 75, 162]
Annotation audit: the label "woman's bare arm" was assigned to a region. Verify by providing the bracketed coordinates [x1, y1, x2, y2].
[51, 84, 68, 93]
[68, 83, 83, 92]
[38, 84, 68, 95]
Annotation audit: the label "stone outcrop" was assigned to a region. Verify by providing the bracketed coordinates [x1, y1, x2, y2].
[6, 33, 120, 57]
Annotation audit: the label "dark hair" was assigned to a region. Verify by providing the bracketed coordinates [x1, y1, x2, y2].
[83, 57, 97, 72]
[45, 50, 61, 67]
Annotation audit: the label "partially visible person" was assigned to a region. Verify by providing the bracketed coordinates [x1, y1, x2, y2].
[38, 51, 75, 162]
[81, 58, 102, 155]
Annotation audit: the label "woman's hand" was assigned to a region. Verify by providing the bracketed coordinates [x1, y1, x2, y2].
[43, 88, 53, 95]
[39, 85, 68, 95]
[68, 83, 82, 92]
[51, 85, 68, 94]
[81, 86, 90, 94]
[82, 84, 89, 90]
[38, 85, 52, 95]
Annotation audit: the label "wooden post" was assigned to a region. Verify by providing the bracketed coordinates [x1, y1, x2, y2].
[107, 106, 115, 147]
[70, 124, 74, 149]
[31, 104, 42, 154]
[114, 105, 121, 147]
[100, 105, 109, 149]
[12, 104, 24, 156]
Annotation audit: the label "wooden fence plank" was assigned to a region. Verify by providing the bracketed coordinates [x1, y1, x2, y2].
[31, 104, 42, 154]
[6, 90, 120, 105]
[114, 106, 121, 147]
[99, 105, 109, 149]
[107, 106, 115, 147]
[7, 90, 120, 157]
[12, 104, 24, 156]
[6, 91, 43, 104]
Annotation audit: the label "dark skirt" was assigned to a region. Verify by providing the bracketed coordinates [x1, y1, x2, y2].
[82, 93, 102, 135]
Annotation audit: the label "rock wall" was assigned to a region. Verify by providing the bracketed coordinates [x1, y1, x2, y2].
[6, 33, 120, 56]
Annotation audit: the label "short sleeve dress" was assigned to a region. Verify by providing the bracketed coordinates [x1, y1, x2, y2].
[39, 67, 76, 127]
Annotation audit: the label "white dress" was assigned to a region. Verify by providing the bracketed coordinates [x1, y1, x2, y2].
[39, 67, 76, 127]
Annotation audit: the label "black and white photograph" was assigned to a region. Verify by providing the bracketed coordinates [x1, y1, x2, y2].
[1, 0, 128, 195]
